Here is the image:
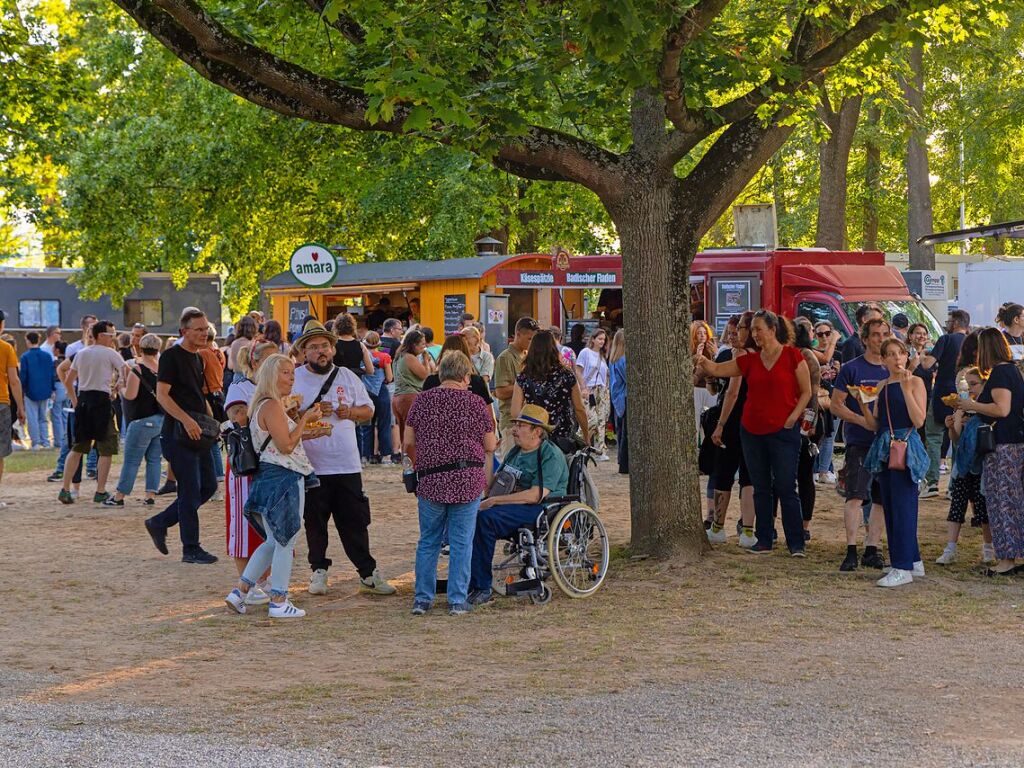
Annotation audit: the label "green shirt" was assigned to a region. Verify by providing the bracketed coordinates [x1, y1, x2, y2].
[501, 440, 569, 498]
[494, 345, 525, 430]
[394, 354, 425, 395]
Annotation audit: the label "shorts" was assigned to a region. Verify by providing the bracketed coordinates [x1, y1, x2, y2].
[71, 416, 119, 457]
[844, 444, 881, 504]
[712, 433, 751, 492]
[0, 403, 12, 459]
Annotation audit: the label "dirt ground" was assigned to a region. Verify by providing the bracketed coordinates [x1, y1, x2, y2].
[2, 451, 1024, 763]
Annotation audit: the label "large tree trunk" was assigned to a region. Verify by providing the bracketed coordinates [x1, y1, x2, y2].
[607, 181, 707, 559]
[815, 92, 863, 250]
[862, 102, 881, 251]
[902, 41, 935, 270]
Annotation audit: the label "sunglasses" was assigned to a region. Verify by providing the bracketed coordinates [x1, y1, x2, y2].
[816, 331, 832, 337]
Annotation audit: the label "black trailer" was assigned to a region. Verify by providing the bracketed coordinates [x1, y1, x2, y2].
[0, 268, 223, 337]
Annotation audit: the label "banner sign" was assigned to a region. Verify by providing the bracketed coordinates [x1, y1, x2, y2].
[494, 269, 622, 288]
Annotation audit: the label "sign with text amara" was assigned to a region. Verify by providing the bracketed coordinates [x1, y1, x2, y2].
[290, 243, 338, 287]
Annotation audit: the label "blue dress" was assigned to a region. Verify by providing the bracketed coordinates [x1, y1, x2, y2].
[868, 382, 923, 571]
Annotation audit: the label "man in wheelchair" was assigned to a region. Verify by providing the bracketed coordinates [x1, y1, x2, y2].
[468, 405, 569, 606]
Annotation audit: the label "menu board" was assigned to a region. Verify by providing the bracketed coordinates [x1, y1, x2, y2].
[444, 294, 467, 335]
[288, 300, 310, 341]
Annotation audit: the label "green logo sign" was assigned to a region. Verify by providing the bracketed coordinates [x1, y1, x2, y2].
[289, 243, 338, 287]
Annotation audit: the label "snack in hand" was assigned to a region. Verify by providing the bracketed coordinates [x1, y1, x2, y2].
[941, 393, 961, 407]
[853, 384, 880, 403]
[282, 394, 302, 411]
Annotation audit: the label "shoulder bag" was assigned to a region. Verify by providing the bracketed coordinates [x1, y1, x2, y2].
[885, 384, 908, 471]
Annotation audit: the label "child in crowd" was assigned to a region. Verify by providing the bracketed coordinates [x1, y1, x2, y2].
[937, 367, 995, 565]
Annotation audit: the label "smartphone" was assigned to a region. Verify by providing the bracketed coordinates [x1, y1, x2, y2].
[588, 393, 597, 408]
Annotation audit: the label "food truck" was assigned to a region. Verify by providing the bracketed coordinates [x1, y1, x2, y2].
[264, 246, 942, 351]
[690, 248, 944, 340]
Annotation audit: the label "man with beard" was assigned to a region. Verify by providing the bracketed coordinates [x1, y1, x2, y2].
[291, 319, 396, 597]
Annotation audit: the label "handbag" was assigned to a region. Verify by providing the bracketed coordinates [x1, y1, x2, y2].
[976, 423, 996, 456]
[884, 384, 908, 471]
[175, 410, 221, 452]
[486, 446, 543, 498]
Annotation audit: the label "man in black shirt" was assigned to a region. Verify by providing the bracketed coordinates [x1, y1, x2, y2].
[144, 308, 219, 564]
[840, 304, 883, 363]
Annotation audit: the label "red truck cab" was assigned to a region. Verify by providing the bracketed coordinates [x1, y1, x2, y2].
[689, 248, 943, 341]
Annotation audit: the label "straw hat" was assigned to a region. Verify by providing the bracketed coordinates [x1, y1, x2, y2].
[511, 404, 554, 433]
[292, 318, 337, 350]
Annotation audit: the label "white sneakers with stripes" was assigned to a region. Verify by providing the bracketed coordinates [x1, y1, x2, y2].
[268, 599, 306, 619]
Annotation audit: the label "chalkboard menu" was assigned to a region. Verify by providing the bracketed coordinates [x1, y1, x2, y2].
[444, 294, 466, 335]
[288, 300, 310, 342]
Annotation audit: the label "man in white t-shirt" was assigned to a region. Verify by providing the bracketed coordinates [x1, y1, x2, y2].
[291, 319, 396, 597]
[59, 320, 128, 504]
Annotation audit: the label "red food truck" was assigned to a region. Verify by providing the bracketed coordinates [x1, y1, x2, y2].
[689, 248, 944, 341]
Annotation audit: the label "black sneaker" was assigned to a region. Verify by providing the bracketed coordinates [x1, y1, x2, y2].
[839, 553, 858, 572]
[861, 550, 886, 569]
[704, 519, 713, 531]
[102, 497, 124, 507]
[144, 519, 169, 555]
[86, 470, 97, 480]
[143, 498, 155, 506]
[182, 548, 218, 565]
[467, 589, 493, 606]
[156, 481, 177, 496]
[745, 543, 773, 555]
[46, 471, 63, 483]
[803, 529, 811, 542]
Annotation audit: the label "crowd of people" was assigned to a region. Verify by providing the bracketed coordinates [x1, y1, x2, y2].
[696, 302, 1024, 586]
[2, 292, 1022, 617]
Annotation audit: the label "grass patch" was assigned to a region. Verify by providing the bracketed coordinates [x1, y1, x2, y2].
[3, 449, 60, 474]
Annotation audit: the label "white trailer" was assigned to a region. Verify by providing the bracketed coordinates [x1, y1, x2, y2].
[956, 260, 1024, 328]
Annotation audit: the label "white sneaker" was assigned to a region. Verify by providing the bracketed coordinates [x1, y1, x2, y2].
[821, 471, 837, 484]
[245, 583, 271, 605]
[213, 489, 224, 502]
[912, 560, 925, 577]
[935, 546, 957, 565]
[737, 532, 758, 549]
[877, 569, 913, 588]
[359, 569, 397, 595]
[707, 526, 727, 544]
[225, 588, 247, 614]
[940, 462, 948, 474]
[595, 453, 611, 462]
[308, 569, 329, 595]
[269, 599, 306, 618]
[982, 543, 996, 564]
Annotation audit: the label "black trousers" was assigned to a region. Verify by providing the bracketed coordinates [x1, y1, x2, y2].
[303, 473, 376, 578]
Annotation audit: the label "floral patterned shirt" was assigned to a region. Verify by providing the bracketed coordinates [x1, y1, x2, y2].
[407, 387, 494, 504]
[516, 366, 579, 439]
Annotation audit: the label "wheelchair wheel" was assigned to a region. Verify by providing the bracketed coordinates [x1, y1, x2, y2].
[546, 503, 609, 598]
[530, 585, 552, 605]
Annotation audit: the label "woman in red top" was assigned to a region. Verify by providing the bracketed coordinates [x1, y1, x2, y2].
[697, 310, 812, 555]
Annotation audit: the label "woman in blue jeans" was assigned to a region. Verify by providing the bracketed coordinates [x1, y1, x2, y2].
[697, 311, 812, 555]
[404, 351, 496, 616]
[105, 335, 163, 506]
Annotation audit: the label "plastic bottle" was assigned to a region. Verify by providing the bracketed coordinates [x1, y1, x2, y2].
[799, 407, 815, 436]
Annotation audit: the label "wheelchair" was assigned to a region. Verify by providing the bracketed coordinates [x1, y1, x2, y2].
[494, 445, 609, 604]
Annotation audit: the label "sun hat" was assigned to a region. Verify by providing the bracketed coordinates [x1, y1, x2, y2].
[511, 404, 554, 433]
[292, 318, 338, 350]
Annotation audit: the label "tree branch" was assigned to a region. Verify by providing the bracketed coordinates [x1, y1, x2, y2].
[110, 0, 622, 194]
[714, 1, 910, 126]
[681, 111, 798, 237]
[302, 0, 366, 45]
[659, 0, 730, 134]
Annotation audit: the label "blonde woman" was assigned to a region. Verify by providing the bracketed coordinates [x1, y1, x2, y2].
[224, 354, 324, 618]
[462, 325, 494, 384]
[576, 328, 611, 460]
[223, 341, 277, 596]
